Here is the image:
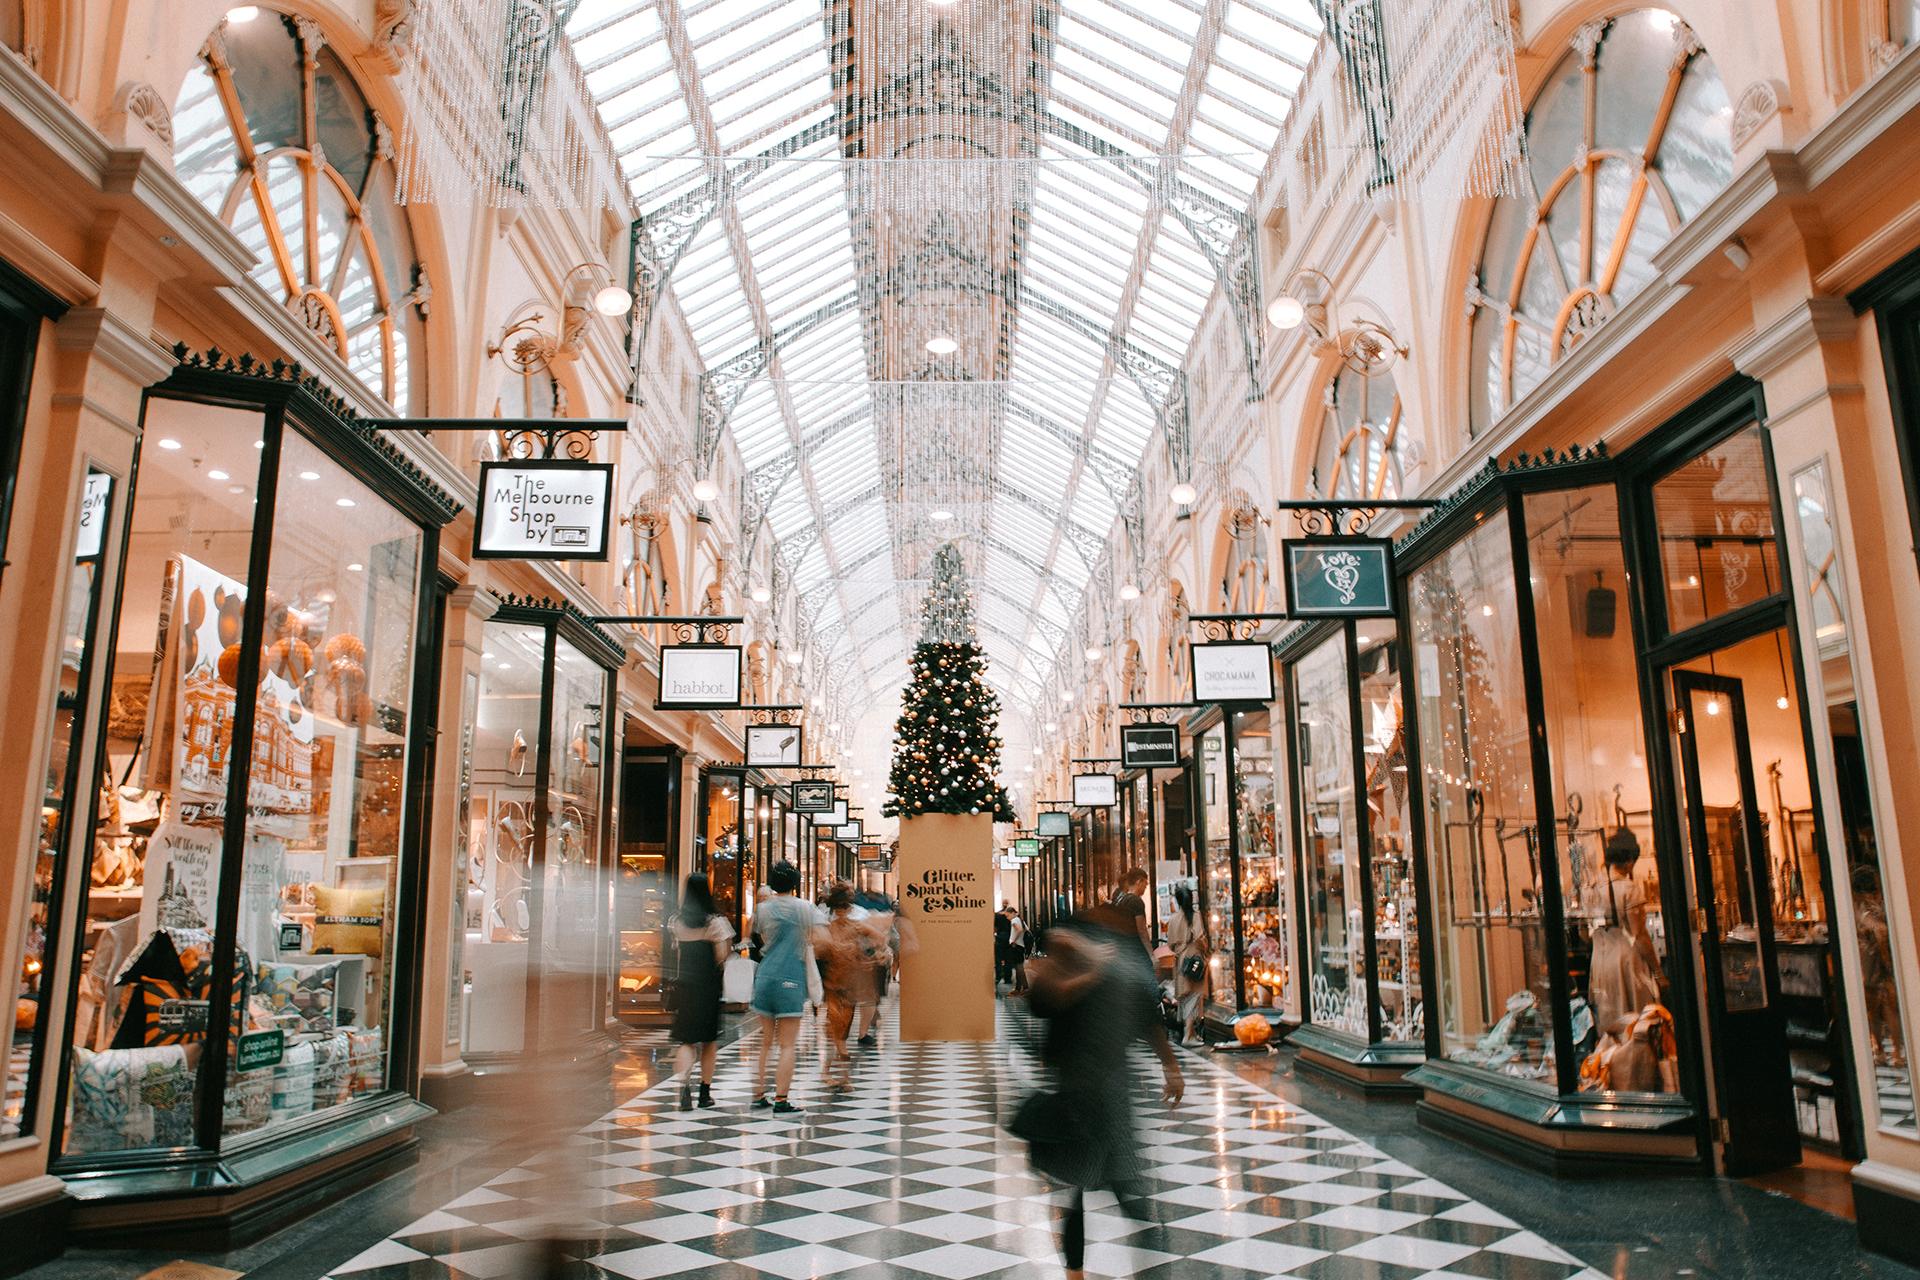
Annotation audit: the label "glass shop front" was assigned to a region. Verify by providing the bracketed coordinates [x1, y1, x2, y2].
[1193, 704, 1293, 1029]
[460, 603, 619, 1060]
[695, 768, 796, 936]
[28, 366, 455, 1207]
[615, 743, 683, 1022]
[1402, 380, 1861, 1173]
[1281, 616, 1423, 1088]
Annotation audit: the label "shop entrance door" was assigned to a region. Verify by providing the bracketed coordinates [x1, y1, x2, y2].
[1672, 669, 1800, 1174]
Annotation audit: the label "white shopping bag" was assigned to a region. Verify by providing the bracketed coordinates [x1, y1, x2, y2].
[722, 953, 756, 1005]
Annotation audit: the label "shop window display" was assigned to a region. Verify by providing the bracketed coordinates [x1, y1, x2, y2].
[1524, 485, 1681, 1095]
[7, 471, 114, 1137]
[541, 640, 608, 1038]
[55, 383, 441, 1159]
[1231, 709, 1287, 1014]
[1792, 462, 1916, 1133]
[1296, 634, 1363, 1036]
[1653, 426, 1782, 634]
[1409, 513, 1554, 1085]
[1198, 726, 1236, 1017]
[1357, 624, 1420, 1041]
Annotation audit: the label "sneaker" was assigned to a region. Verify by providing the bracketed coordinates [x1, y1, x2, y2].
[698, 1085, 716, 1108]
[751, 1095, 772, 1109]
[679, 1082, 693, 1111]
[771, 1099, 803, 1115]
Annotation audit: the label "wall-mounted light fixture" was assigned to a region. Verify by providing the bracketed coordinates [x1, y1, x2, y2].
[1268, 266, 1406, 376]
[488, 262, 632, 377]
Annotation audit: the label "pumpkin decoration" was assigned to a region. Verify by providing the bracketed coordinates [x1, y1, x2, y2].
[184, 587, 206, 671]
[217, 643, 249, 688]
[322, 633, 366, 666]
[1233, 1013, 1273, 1047]
[214, 586, 244, 647]
[269, 637, 314, 684]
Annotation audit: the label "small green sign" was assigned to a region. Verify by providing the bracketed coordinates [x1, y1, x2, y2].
[1014, 837, 1040, 858]
[1283, 538, 1396, 617]
[236, 1029, 285, 1073]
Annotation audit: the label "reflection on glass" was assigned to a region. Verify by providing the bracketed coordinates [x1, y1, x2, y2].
[1410, 513, 1554, 1086]
[1357, 622, 1421, 1043]
[1296, 635, 1361, 1036]
[464, 622, 543, 1057]
[1525, 485, 1680, 1093]
[1678, 679, 1767, 1013]
[1654, 425, 1781, 633]
[60, 402, 264, 1154]
[1792, 461, 1914, 1134]
[1199, 727, 1235, 1016]
[542, 639, 604, 1039]
[7, 472, 113, 1138]
[1232, 709, 1285, 1013]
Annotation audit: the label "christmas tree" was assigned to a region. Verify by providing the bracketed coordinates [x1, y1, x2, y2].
[884, 543, 1015, 821]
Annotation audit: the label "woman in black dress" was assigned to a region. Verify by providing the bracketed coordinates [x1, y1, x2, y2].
[670, 873, 732, 1109]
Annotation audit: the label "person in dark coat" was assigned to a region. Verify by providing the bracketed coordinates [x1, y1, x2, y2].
[669, 873, 732, 1109]
[1021, 904, 1184, 1280]
[994, 903, 1014, 984]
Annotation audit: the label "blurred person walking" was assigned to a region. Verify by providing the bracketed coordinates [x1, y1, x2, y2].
[1015, 904, 1184, 1280]
[750, 861, 818, 1114]
[669, 873, 732, 1110]
[1006, 905, 1029, 994]
[817, 882, 892, 1090]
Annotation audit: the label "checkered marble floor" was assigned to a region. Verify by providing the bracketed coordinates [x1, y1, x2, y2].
[325, 1006, 1605, 1280]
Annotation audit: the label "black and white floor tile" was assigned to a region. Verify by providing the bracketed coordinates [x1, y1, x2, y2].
[324, 1007, 1605, 1280]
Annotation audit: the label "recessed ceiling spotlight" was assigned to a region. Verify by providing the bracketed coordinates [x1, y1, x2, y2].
[208, 469, 229, 481]
[157, 438, 183, 451]
[1169, 481, 1197, 506]
[336, 497, 356, 508]
[226, 5, 260, 23]
[300, 470, 320, 481]
[227, 484, 246, 495]
[347, 562, 364, 572]
[925, 334, 959, 355]
[253, 439, 264, 449]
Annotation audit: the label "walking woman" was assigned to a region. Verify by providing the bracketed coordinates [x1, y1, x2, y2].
[1166, 882, 1209, 1045]
[750, 861, 817, 1114]
[1019, 905, 1183, 1280]
[669, 873, 732, 1109]
[817, 882, 891, 1091]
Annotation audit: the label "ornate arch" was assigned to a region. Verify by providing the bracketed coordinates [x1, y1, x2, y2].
[1463, 8, 1732, 434]
[172, 10, 428, 412]
[1312, 361, 1408, 501]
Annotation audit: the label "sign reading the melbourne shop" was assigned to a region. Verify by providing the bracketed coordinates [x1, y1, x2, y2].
[1036, 810, 1071, 837]
[792, 780, 836, 813]
[1283, 538, 1395, 617]
[1120, 724, 1179, 769]
[1014, 837, 1041, 858]
[1072, 772, 1118, 808]
[474, 459, 614, 561]
[745, 724, 803, 768]
[656, 645, 743, 709]
[1191, 640, 1276, 703]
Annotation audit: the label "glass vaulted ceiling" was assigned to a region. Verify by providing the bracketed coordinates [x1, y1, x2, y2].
[567, 0, 1319, 723]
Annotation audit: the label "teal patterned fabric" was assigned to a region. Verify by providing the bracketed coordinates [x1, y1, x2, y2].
[69, 1043, 197, 1153]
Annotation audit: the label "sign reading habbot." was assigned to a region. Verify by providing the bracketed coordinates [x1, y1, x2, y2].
[655, 645, 743, 709]
[474, 459, 614, 560]
[1282, 537, 1395, 617]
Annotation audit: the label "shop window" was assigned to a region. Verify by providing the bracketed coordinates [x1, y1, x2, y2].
[1232, 709, 1286, 1013]
[542, 639, 607, 1039]
[58, 388, 433, 1159]
[1219, 499, 1271, 611]
[1198, 726, 1235, 1017]
[1525, 484, 1682, 1094]
[1791, 462, 1915, 1134]
[6, 470, 114, 1138]
[172, 14, 424, 413]
[1296, 634, 1363, 1036]
[1466, 10, 1732, 433]
[703, 773, 744, 932]
[1315, 365, 1406, 501]
[1408, 512, 1551, 1084]
[1652, 424, 1781, 634]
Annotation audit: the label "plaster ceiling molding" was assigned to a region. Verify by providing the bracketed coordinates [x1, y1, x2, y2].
[1731, 78, 1790, 152]
[110, 80, 174, 157]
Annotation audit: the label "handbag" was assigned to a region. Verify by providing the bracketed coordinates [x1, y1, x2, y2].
[1180, 954, 1205, 983]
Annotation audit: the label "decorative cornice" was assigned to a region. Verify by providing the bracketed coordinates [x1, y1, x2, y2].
[494, 593, 629, 666]
[1730, 297, 1856, 380]
[55, 307, 174, 386]
[447, 584, 501, 622]
[0, 208, 95, 305]
[1396, 442, 1610, 555]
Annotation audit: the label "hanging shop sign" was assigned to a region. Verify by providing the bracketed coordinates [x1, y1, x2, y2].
[835, 819, 865, 842]
[474, 459, 615, 561]
[1191, 640, 1276, 703]
[1072, 772, 1118, 808]
[1014, 837, 1041, 859]
[1282, 537, 1395, 617]
[821, 800, 849, 828]
[1037, 810, 1071, 837]
[76, 472, 113, 560]
[858, 842, 886, 864]
[792, 779, 836, 813]
[745, 723, 804, 768]
[655, 644, 743, 710]
[1120, 724, 1180, 769]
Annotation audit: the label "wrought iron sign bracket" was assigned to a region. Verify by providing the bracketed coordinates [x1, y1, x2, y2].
[1120, 701, 1201, 724]
[741, 704, 804, 726]
[1275, 497, 1436, 538]
[1187, 611, 1291, 640]
[372, 417, 622, 462]
[594, 614, 743, 644]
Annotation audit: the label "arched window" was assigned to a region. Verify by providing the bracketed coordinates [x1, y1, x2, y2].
[1466, 10, 1732, 433]
[172, 12, 425, 412]
[1219, 497, 1271, 612]
[1315, 364, 1406, 501]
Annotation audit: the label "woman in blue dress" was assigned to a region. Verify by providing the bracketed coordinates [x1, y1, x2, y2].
[749, 861, 815, 1114]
